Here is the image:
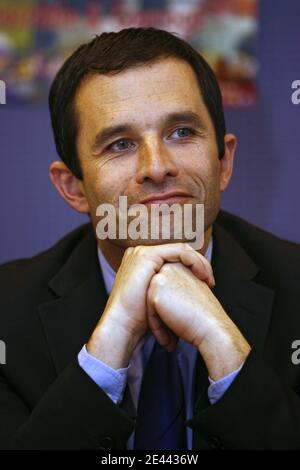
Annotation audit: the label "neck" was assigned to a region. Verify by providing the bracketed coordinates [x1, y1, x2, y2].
[97, 226, 213, 273]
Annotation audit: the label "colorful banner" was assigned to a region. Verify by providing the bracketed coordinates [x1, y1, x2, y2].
[0, 0, 258, 106]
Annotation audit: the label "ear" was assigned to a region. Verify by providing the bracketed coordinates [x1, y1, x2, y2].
[49, 161, 90, 214]
[219, 133, 237, 192]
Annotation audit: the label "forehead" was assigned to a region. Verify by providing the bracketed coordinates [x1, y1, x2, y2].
[75, 57, 212, 129]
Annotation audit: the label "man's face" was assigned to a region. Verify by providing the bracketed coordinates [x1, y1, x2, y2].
[74, 57, 233, 247]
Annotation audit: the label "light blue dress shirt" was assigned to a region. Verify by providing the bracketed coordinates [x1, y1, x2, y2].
[78, 240, 243, 449]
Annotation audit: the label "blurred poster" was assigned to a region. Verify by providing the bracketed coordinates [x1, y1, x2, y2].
[0, 0, 258, 106]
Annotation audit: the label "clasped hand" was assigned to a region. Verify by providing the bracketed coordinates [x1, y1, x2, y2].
[88, 243, 250, 379]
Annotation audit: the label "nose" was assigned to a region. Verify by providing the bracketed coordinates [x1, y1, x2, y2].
[135, 138, 179, 185]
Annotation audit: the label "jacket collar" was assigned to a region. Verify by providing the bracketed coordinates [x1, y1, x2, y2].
[211, 221, 274, 353]
[38, 227, 108, 374]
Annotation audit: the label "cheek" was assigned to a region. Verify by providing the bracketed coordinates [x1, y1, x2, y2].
[84, 160, 132, 207]
[185, 148, 219, 182]
[185, 147, 221, 201]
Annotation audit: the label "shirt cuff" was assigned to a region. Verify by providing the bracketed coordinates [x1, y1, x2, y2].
[207, 362, 245, 405]
[78, 345, 129, 405]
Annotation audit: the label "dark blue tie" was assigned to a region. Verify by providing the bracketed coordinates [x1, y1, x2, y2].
[134, 341, 187, 450]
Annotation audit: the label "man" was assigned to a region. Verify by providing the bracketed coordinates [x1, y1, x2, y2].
[1, 27, 300, 450]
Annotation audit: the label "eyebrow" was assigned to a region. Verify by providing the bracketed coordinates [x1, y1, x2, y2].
[92, 111, 205, 150]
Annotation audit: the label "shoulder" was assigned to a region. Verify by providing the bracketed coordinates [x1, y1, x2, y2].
[215, 210, 300, 277]
[0, 223, 96, 350]
[0, 223, 93, 298]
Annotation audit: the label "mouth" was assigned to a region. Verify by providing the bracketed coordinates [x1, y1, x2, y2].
[139, 191, 192, 205]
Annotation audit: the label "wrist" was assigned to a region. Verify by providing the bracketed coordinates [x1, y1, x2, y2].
[87, 317, 142, 370]
[198, 330, 251, 381]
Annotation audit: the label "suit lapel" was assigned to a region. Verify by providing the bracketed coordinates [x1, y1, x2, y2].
[38, 227, 108, 375]
[211, 222, 274, 353]
[193, 221, 275, 420]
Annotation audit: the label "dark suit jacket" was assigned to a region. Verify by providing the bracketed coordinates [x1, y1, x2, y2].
[1, 211, 300, 450]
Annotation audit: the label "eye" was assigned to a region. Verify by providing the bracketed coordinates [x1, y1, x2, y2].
[108, 139, 135, 152]
[170, 127, 194, 139]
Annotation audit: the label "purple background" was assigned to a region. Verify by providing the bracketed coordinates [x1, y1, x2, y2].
[1, 0, 300, 263]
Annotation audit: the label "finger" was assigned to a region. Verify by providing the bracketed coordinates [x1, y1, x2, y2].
[147, 293, 178, 352]
[179, 247, 215, 287]
[183, 244, 215, 282]
[126, 243, 215, 284]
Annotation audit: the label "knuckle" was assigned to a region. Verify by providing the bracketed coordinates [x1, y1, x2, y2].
[160, 263, 172, 274]
[148, 284, 159, 305]
[135, 245, 147, 256]
[152, 272, 166, 285]
[184, 242, 193, 250]
[152, 292, 160, 305]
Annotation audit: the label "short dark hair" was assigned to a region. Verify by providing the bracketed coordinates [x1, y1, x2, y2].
[49, 27, 226, 180]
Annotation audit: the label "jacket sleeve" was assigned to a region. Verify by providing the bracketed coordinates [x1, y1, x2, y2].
[188, 349, 300, 449]
[0, 360, 134, 450]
